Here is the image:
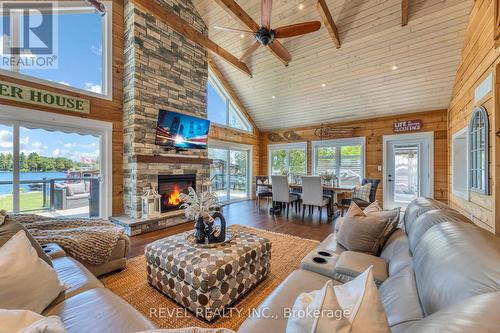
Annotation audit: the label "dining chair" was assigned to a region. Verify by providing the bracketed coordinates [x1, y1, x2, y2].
[255, 176, 272, 209]
[341, 178, 380, 215]
[271, 175, 300, 218]
[301, 176, 331, 221]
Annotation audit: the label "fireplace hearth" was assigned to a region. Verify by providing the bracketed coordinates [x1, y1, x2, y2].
[158, 174, 196, 213]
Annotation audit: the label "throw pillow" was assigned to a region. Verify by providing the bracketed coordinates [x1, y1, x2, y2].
[363, 200, 382, 214]
[286, 267, 390, 333]
[0, 216, 52, 266]
[0, 209, 6, 226]
[0, 230, 65, 313]
[337, 202, 399, 255]
[0, 309, 66, 333]
[352, 183, 372, 202]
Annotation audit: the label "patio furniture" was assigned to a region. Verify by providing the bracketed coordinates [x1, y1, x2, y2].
[271, 175, 300, 218]
[145, 228, 271, 321]
[301, 176, 331, 221]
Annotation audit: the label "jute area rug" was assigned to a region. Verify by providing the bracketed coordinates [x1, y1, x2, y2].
[101, 225, 319, 330]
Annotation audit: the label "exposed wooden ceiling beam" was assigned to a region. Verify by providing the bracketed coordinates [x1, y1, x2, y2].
[316, 0, 341, 49]
[213, 0, 291, 66]
[208, 57, 259, 133]
[131, 0, 252, 77]
[402, 0, 409, 26]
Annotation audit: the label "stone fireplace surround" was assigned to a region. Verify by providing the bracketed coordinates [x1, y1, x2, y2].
[111, 0, 210, 236]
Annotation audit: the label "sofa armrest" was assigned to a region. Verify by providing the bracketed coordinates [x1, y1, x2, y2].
[333, 251, 388, 287]
[41, 243, 66, 259]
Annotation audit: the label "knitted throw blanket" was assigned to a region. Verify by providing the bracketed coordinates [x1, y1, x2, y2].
[10, 214, 125, 265]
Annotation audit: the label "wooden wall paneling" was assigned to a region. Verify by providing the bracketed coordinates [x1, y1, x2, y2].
[0, 0, 125, 216]
[259, 110, 448, 207]
[447, 0, 500, 234]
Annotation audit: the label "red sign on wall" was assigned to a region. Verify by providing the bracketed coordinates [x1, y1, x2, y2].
[393, 120, 422, 133]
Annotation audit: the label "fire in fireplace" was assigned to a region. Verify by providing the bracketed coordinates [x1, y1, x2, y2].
[158, 174, 196, 213]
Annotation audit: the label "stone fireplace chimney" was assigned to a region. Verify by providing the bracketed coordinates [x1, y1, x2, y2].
[121, 0, 209, 229]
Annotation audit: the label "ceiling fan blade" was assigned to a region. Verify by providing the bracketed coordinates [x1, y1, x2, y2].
[213, 26, 255, 35]
[268, 40, 291, 66]
[240, 41, 261, 61]
[274, 21, 322, 38]
[261, 0, 272, 29]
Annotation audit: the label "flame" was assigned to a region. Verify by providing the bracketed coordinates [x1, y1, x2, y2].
[167, 185, 183, 206]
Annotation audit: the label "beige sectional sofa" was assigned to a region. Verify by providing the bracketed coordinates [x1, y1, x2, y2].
[239, 197, 500, 332]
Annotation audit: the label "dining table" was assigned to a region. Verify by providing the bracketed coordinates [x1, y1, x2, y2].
[256, 182, 355, 220]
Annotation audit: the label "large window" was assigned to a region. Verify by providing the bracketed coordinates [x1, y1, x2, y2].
[312, 138, 365, 186]
[207, 70, 252, 132]
[0, 1, 112, 98]
[268, 143, 307, 175]
[209, 142, 251, 203]
[469, 106, 489, 194]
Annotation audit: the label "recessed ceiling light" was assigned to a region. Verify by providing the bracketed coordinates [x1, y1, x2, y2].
[240, 34, 245, 38]
[392, 65, 398, 70]
[272, 95, 276, 99]
[298, 3, 304, 10]
[321, 83, 326, 88]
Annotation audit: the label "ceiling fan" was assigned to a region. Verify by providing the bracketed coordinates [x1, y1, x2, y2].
[214, 0, 321, 65]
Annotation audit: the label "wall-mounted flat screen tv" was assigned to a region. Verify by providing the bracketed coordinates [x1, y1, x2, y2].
[155, 110, 210, 150]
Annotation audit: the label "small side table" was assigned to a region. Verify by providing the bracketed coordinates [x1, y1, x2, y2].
[41, 243, 66, 259]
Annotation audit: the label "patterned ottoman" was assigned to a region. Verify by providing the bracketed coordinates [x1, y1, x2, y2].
[145, 228, 272, 321]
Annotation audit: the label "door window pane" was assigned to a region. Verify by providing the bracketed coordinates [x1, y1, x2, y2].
[230, 150, 248, 200]
[209, 148, 229, 202]
[0, 124, 14, 212]
[19, 127, 101, 217]
[394, 145, 419, 203]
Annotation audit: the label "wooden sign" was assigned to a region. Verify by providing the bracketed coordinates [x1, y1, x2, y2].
[393, 120, 422, 133]
[0, 80, 90, 114]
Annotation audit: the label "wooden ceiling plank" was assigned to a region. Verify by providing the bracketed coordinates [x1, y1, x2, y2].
[316, 0, 341, 48]
[208, 57, 260, 133]
[131, 0, 252, 77]
[402, 0, 409, 26]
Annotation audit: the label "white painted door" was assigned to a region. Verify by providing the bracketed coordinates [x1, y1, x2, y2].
[384, 132, 433, 210]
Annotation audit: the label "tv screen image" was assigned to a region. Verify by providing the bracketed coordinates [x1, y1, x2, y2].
[155, 110, 210, 149]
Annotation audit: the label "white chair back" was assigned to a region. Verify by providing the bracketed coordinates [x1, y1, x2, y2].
[301, 176, 323, 206]
[271, 175, 291, 202]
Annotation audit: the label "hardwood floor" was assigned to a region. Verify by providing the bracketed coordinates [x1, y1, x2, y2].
[128, 200, 337, 258]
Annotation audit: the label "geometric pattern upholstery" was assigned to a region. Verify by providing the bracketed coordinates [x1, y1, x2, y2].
[145, 229, 272, 321]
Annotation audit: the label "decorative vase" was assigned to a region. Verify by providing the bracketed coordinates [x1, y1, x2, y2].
[194, 217, 206, 244]
[207, 212, 226, 243]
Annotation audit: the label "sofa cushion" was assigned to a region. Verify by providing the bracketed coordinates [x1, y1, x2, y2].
[405, 292, 500, 333]
[238, 269, 333, 333]
[0, 230, 65, 313]
[379, 229, 413, 275]
[407, 209, 472, 254]
[337, 206, 399, 255]
[379, 266, 423, 328]
[43, 288, 155, 333]
[0, 309, 66, 333]
[333, 251, 388, 286]
[413, 222, 500, 315]
[0, 216, 52, 266]
[46, 256, 104, 308]
[65, 182, 86, 195]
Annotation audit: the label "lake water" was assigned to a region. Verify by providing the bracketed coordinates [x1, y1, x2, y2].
[0, 172, 67, 195]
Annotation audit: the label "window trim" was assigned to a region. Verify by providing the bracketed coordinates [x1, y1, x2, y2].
[311, 137, 366, 183]
[0, 104, 113, 217]
[468, 106, 489, 195]
[267, 142, 308, 176]
[452, 127, 469, 200]
[208, 69, 253, 133]
[0, 1, 113, 101]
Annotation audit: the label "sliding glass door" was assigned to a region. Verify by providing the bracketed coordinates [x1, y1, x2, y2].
[0, 121, 103, 218]
[209, 145, 250, 203]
